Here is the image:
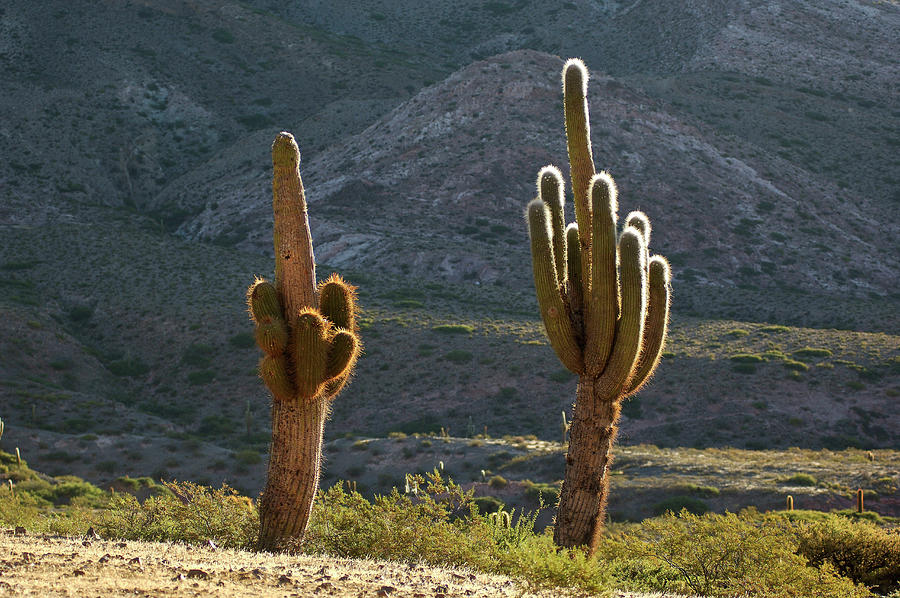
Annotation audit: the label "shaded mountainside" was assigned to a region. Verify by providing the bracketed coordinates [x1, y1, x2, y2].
[161, 50, 899, 327]
[0, 0, 898, 496]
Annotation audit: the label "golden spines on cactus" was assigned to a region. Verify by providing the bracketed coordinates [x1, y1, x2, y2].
[248, 279, 288, 356]
[537, 165, 567, 287]
[318, 273, 358, 332]
[626, 256, 671, 396]
[527, 198, 583, 374]
[524, 58, 673, 552]
[259, 355, 294, 402]
[584, 173, 619, 376]
[597, 227, 647, 396]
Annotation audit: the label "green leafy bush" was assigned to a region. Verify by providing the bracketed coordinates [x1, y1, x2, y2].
[793, 347, 833, 361]
[794, 514, 900, 593]
[94, 481, 257, 549]
[431, 324, 474, 334]
[597, 511, 868, 597]
[784, 473, 818, 486]
[652, 496, 710, 516]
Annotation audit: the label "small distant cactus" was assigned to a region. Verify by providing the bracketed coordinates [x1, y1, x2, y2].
[787, 495, 794, 511]
[0, 417, 4, 447]
[857, 488, 864, 513]
[250, 132, 361, 551]
[524, 59, 671, 554]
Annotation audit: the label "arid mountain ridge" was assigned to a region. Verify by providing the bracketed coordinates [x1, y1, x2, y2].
[0, 0, 898, 493]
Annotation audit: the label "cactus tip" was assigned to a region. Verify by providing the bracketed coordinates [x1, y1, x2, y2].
[562, 58, 588, 96]
[272, 132, 300, 168]
[625, 211, 651, 245]
[649, 255, 672, 284]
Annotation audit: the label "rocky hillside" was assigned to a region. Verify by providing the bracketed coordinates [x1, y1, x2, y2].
[0, 0, 897, 493]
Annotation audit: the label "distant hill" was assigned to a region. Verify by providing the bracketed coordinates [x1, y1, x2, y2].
[0, 0, 897, 492]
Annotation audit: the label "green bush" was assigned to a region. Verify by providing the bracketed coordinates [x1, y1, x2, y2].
[784, 473, 818, 486]
[597, 511, 868, 597]
[488, 475, 508, 489]
[228, 332, 255, 348]
[94, 481, 257, 549]
[431, 324, 474, 334]
[783, 359, 810, 372]
[730, 353, 764, 364]
[791, 514, 900, 593]
[793, 347, 833, 361]
[652, 496, 710, 516]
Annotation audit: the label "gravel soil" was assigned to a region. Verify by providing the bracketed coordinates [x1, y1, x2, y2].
[0, 530, 691, 597]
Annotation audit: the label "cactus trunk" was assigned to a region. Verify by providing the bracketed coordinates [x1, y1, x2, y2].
[554, 376, 621, 551]
[258, 397, 327, 550]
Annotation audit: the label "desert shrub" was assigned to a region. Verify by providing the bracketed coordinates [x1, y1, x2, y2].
[783, 359, 810, 371]
[431, 324, 474, 334]
[228, 332, 255, 348]
[760, 325, 791, 333]
[725, 328, 750, 338]
[783, 473, 818, 486]
[233, 449, 261, 465]
[473, 495, 504, 514]
[0, 488, 43, 527]
[793, 347, 833, 361]
[303, 474, 612, 594]
[794, 515, 900, 593]
[93, 481, 257, 549]
[730, 353, 764, 363]
[652, 496, 710, 516]
[523, 481, 559, 505]
[302, 473, 497, 568]
[488, 475, 508, 489]
[597, 511, 868, 597]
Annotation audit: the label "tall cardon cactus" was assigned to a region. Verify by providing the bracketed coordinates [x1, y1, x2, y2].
[249, 132, 361, 551]
[526, 59, 671, 554]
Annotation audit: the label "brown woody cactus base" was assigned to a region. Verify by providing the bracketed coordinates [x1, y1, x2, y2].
[525, 60, 672, 554]
[250, 133, 360, 551]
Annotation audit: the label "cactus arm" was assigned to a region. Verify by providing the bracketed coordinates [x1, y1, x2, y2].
[597, 228, 647, 395]
[562, 59, 596, 292]
[259, 355, 294, 402]
[538, 166, 568, 288]
[584, 173, 619, 376]
[272, 133, 317, 319]
[317, 274, 358, 332]
[625, 256, 671, 396]
[326, 330, 359, 380]
[624, 211, 651, 247]
[291, 309, 331, 400]
[527, 199, 584, 374]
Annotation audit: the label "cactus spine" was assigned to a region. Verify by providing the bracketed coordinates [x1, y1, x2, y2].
[526, 59, 671, 554]
[250, 132, 361, 551]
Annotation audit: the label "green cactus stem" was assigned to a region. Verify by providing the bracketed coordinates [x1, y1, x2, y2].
[524, 59, 672, 554]
[251, 132, 362, 551]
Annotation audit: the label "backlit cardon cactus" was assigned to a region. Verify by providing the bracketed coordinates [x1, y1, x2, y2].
[249, 132, 360, 551]
[525, 59, 671, 554]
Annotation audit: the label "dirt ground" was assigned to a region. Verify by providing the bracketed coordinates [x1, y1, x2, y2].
[0, 530, 688, 597]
